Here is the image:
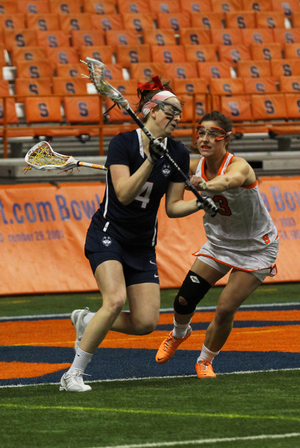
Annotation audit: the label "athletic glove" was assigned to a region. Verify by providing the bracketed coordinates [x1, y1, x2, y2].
[148, 138, 166, 165]
[197, 197, 218, 217]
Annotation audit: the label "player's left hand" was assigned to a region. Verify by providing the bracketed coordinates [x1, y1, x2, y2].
[197, 197, 218, 217]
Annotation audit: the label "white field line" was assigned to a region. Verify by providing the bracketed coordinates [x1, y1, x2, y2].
[1, 367, 300, 389]
[85, 432, 300, 448]
[1, 301, 300, 321]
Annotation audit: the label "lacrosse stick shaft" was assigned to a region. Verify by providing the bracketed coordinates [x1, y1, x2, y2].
[77, 161, 107, 170]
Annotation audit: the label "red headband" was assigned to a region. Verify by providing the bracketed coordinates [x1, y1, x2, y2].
[138, 75, 172, 92]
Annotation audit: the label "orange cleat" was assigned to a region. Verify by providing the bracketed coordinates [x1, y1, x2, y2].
[155, 327, 192, 363]
[195, 361, 216, 378]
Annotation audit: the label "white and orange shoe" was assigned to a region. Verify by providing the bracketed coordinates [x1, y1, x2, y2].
[195, 361, 216, 378]
[155, 327, 192, 363]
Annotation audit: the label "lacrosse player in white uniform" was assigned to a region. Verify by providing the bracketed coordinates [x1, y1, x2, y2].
[156, 110, 279, 378]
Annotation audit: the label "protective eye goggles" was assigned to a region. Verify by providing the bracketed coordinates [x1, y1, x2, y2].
[151, 100, 182, 117]
[196, 125, 232, 141]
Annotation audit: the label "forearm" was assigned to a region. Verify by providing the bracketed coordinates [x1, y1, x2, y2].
[167, 198, 199, 218]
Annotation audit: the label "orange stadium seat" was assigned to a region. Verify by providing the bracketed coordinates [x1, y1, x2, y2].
[117, 0, 149, 14]
[109, 79, 138, 94]
[251, 43, 283, 60]
[10, 47, 47, 66]
[0, 14, 25, 30]
[180, 0, 212, 14]
[150, 0, 181, 17]
[52, 77, 89, 95]
[102, 63, 124, 80]
[15, 78, 52, 102]
[225, 11, 256, 28]
[90, 13, 123, 31]
[0, 98, 19, 124]
[151, 45, 186, 63]
[0, 79, 10, 96]
[218, 45, 252, 67]
[0, 43, 5, 67]
[292, 12, 300, 28]
[164, 62, 198, 79]
[211, 29, 243, 47]
[16, 60, 53, 79]
[57, 63, 89, 78]
[49, 0, 82, 14]
[79, 45, 113, 64]
[17, 1, 50, 14]
[221, 95, 252, 121]
[172, 77, 208, 94]
[284, 93, 300, 118]
[46, 47, 80, 70]
[105, 29, 140, 50]
[209, 77, 244, 94]
[0, 1, 18, 14]
[83, 0, 116, 14]
[273, 29, 300, 46]
[105, 95, 138, 122]
[191, 12, 224, 29]
[241, 29, 275, 47]
[237, 60, 271, 78]
[4, 29, 37, 52]
[24, 97, 63, 123]
[71, 30, 105, 49]
[130, 62, 165, 80]
[142, 29, 176, 46]
[271, 0, 299, 17]
[211, 0, 243, 13]
[116, 44, 151, 67]
[26, 14, 60, 31]
[279, 76, 300, 92]
[198, 62, 232, 81]
[242, 76, 278, 93]
[180, 94, 207, 122]
[270, 59, 300, 81]
[122, 13, 154, 32]
[184, 44, 217, 63]
[251, 93, 287, 120]
[36, 30, 70, 48]
[157, 12, 191, 31]
[242, 0, 272, 11]
[255, 11, 286, 29]
[179, 28, 211, 46]
[284, 43, 300, 59]
[59, 14, 93, 33]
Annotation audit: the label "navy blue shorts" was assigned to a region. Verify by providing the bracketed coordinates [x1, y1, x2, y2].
[85, 225, 159, 287]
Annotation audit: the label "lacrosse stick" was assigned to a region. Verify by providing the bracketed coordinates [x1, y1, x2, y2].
[82, 57, 217, 215]
[24, 141, 107, 172]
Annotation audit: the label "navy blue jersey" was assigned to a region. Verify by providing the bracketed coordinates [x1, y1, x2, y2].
[88, 129, 189, 247]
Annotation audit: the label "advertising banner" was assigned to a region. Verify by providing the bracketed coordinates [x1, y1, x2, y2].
[0, 177, 299, 295]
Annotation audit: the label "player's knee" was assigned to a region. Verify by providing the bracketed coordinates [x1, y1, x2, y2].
[174, 271, 211, 315]
[103, 294, 126, 316]
[214, 304, 236, 325]
[133, 314, 159, 335]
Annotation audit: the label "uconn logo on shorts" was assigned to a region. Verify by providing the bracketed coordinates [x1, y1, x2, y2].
[102, 236, 112, 247]
[161, 163, 171, 177]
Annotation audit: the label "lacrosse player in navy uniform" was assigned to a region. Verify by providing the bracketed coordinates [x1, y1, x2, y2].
[60, 76, 217, 391]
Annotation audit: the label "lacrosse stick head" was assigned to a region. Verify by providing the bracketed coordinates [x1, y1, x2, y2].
[24, 141, 77, 172]
[82, 57, 129, 108]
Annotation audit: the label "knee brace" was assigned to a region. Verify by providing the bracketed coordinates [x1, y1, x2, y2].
[174, 271, 211, 315]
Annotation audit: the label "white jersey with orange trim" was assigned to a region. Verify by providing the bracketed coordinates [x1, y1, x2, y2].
[194, 152, 278, 272]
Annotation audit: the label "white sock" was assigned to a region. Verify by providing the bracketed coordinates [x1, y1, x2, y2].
[69, 347, 93, 374]
[197, 344, 220, 364]
[172, 317, 191, 339]
[83, 312, 95, 326]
